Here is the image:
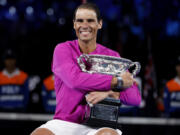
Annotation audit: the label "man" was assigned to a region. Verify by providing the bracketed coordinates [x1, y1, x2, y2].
[163, 56, 180, 116]
[0, 49, 29, 111]
[42, 74, 56, 113]
[31, 3, 141, 135]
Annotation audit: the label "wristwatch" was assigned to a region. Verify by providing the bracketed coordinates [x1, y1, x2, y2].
[114, 76, 123, 91]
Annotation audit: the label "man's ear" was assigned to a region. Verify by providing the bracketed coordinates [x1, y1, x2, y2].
[98, 20, 103, 29]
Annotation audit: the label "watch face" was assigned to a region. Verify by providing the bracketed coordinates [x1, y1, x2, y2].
[117, 77, 123, 89]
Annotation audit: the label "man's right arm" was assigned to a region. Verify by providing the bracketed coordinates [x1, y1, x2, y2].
[52, 44, 117, 92]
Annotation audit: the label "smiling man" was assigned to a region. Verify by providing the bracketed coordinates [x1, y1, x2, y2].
[73, 7, 102, 54]
[31, 3, 141, 135]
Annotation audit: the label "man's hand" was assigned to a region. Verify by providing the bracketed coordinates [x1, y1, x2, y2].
[120, 72, 134, 88]
[86, 91, 110, 105]
[86, 91, 120, 105]
[108, 91, 120, 99]
[111, 72, 135, 90]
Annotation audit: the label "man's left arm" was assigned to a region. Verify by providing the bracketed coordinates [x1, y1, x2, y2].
[114, 52, 141, 106]
[86, 83, 141, 106]
[119, 83, 141, 106]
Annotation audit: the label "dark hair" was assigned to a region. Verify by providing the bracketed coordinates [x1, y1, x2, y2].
[73, 3, 102, 22]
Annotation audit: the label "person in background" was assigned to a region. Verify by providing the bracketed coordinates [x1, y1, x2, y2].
[0, 49, 29, 111]
[163, 56, 180, 117]
[42, 74, 56, 113]
[31, 3, 141, 135]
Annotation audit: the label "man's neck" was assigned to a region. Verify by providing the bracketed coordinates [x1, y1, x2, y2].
[3, 68, 19, 78]
[5, 68, 16, 74]
[78, 39, 97, 54]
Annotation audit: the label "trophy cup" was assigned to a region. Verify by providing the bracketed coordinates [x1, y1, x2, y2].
[77, 54, 141, 127]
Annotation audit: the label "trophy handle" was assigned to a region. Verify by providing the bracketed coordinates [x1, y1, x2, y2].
[77, 54, 90, 73]
[130, 62, 141, 77]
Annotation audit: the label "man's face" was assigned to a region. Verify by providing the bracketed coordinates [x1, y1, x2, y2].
[4, 58, 16, 70]
[73, 8, 102, 42]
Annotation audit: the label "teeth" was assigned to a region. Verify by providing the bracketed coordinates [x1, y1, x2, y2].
[81, 31, 90, 34]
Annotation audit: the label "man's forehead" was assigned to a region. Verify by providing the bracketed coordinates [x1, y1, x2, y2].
[75, 9, 97, 19]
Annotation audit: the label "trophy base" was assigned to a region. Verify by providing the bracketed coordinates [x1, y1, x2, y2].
[85, 118, 122, 129]
[85, 97, 121, 129]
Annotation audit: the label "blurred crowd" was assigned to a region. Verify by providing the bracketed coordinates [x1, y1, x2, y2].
[0, 0, 180, 117]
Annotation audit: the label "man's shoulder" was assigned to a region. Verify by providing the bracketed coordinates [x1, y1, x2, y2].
[97, 43, 120, 57]
[19, 70, 28, 78]
[44, 75, 53, 83]
[166, 77, 180, 91]
[0, 71, 4, 78]
[166, 78, 177, 85]
[55, 40, 77, 49]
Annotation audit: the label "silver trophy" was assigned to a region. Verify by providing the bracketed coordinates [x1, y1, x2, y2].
[77, 54, 141, 77]
[77, 54, 141, 127]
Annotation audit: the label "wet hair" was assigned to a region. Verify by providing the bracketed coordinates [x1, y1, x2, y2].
[73, 3, 102, 22]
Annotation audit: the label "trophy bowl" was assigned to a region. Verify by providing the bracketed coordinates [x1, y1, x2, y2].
[77, 54, 141, 77]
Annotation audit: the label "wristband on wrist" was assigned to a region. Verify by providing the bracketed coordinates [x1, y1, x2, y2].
[112, 76, 124, 92]
[116, 76, 123, 89]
